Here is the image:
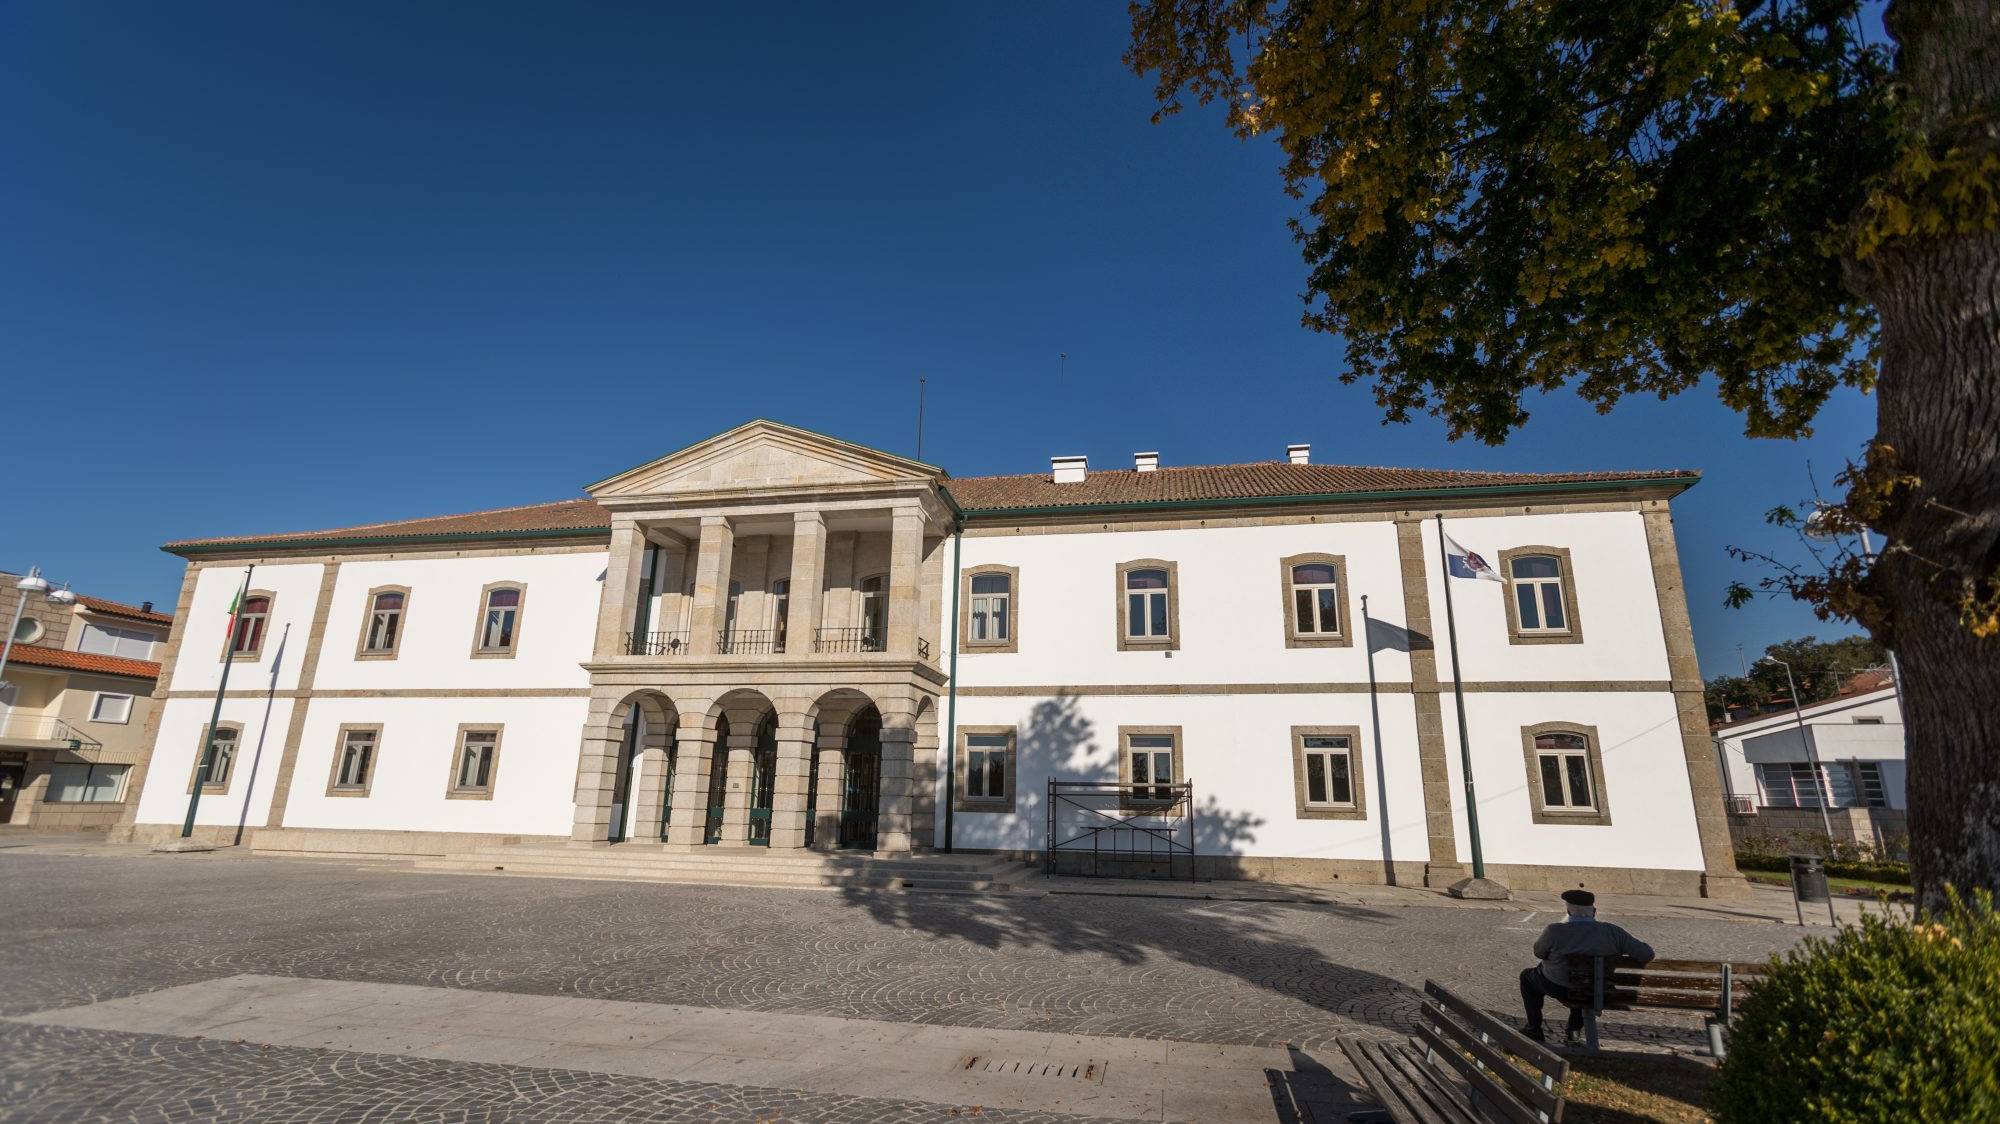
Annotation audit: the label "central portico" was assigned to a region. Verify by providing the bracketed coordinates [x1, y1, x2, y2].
[571, 421, 953, 854]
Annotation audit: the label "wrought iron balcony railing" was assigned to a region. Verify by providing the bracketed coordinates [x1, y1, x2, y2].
[814, 627, 885, 654]
[717, 629, 781, 656]
[625, 630, 691, 656]
[917, 637, 932, 662]
[0, 715, 103, 750]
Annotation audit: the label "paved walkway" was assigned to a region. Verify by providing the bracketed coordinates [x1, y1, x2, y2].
[0, 842, 1822, 1120]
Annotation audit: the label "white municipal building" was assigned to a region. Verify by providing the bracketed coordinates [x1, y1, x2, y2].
[114, 420, 1746, 897]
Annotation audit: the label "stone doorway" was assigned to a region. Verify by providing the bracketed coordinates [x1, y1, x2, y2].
[839, 707, 882, 850]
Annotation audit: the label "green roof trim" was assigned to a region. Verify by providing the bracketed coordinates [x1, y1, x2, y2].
[952, 474, 1699, 520]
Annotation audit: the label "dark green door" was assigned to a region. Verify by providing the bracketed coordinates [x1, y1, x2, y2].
[704, 741, 728, 845]
[804, 731, 821, 848]
[839, 710, 882, 850]
[748, 716, 776, 846]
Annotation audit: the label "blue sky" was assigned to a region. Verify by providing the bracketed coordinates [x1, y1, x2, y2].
[1, 2, 1875, 678]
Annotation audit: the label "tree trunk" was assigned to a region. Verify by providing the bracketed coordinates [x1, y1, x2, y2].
[1846, 1, 2000, 912]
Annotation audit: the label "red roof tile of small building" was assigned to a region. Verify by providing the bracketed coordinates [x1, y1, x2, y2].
[76, 594, 173, 625]
[5, 643, 161, 680]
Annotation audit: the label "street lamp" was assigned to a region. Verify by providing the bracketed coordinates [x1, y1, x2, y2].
[1760, 655, 1838, 842]
[0, 567, 77, 696]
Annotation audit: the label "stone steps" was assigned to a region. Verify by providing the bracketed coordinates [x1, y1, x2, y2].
[409, 844, 1033, 895]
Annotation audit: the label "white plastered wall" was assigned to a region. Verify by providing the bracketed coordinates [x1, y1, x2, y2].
[135, 695, 297, 831]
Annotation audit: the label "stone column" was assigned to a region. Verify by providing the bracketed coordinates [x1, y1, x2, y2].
[632, 709, 674, 843]
[664, 711, 717, 849]
[918, 534, 945, 661]
[811, 732, 848, 851]
[718, 711, 761, 845]
[887, 506, 925, 657]
[910, 705, 939, 850]
[570, 691, 628, 843]
[788, 511, 828, 654]
[770, 713, 814, 849]
[874, 702, 917, 855]
[1395, 518, 1466, 887]
[593, 518, 648, 660]
[688, 516, 735, 656]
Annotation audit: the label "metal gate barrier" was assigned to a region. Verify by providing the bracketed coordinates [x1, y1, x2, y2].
[1046, 779, 1196, 881]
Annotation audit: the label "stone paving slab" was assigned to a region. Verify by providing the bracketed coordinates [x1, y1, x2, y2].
[9, 974, 1348, 1122]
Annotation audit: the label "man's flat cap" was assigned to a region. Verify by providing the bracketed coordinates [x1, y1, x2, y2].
[1561, 889, 1596, 907]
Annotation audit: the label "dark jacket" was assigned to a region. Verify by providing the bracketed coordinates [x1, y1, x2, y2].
[1533, 918, 1654, 986]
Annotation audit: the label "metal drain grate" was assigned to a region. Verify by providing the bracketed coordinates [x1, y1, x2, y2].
[958, 1055, 1104, 1082]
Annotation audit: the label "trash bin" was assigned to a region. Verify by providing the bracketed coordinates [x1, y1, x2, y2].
[1789, 854, 1830, 903]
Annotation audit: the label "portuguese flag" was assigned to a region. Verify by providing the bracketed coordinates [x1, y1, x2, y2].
[222, 571, 251, 651]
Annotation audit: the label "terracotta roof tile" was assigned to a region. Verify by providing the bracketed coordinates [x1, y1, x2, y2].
[76, 594, 173, 625]
[165, 499, 613, 552]
[946, 461, 1696, 512]
[162, 460, 1696, 552]
[5, 643, 161, 680]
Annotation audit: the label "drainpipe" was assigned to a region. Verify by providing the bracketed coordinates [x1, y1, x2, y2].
[943, 523, 962, 853]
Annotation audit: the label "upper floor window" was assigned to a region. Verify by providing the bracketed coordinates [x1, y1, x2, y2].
[1501, 548, 1582, 644]
[1281, 554, 1350, 647]
[724, 580, 743, 634]
[1116, 560, 1179, 651]
[227, 592, 274, 659]
[860, 575, 887, 649]
[79, 622, 156, 659]
[962, 566, 1018, 653]
[472, 584, 524, 658]
[448, 726, 502, 799]
[1522, 723, 1612, 825]
[772, 579, 791, 649]
[189, 723, 240, 794]
[358, 587, 408, 659]
[328, 725, 379, 796]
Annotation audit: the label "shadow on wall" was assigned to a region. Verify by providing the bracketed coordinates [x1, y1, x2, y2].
[232, 625, 290, 846]
[965, 691, 1263, 858]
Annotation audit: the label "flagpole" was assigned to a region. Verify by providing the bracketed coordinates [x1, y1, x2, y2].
[1435, 515, 1497, 894]
[182, 565, 252, 840]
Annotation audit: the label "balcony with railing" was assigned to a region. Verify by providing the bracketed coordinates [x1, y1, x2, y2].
[717, 629, 781, 656]
[625, 630, 693, 656]
[0, 715, 104, 751]
[813, 627, 885, 654]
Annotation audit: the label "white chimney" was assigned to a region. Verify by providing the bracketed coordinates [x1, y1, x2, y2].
[1287, 443, 1311, 465]
[1052, 455, 1088, 483]
[1134, 451, 1159, 473]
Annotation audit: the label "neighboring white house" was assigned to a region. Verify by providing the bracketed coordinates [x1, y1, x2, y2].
[1712, 669, 1907, 851]
[113, 420, 1746, 896]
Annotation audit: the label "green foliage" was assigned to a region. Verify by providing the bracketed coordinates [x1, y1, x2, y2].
[1703, 633, 1888, 721]
[1735, 828, 1910, 874]
[1712, 891, 2000, 1122]
[1126, 1, 1901, 443]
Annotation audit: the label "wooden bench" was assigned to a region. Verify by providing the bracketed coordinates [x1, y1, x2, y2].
[1564, 955, 1771, 1057]
[1339, 980, 1570, 1123]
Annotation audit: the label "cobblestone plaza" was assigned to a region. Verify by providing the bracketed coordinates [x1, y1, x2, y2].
[0, 846, 1811, 1120]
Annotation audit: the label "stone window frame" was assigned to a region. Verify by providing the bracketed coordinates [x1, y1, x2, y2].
[959, 564, 1020, 655]
[354, 584, 412, 661]
[1114, 559, 1180, 652]
[1499, 546, 1584, 645]
[1290, 725, 1366, 820]
[1117, 724, 1184, 811]
[470, 581, 527, 660]
[1278, 553, 1353, 648]
[954, 725, 1016, 813]
[1520, 721, 1613, 826]
[221, 589, 277, 661]
[325, 723, 384, 798]
[186, 721, 243, 795]
[444, 723, 504, 800]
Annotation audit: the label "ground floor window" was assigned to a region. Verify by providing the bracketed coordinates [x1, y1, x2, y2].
[188, 724, 240, 794]
[1290, 726, 1365, 819]
[1118, 727, 1182, 806]
[448, 726, 501, 798]
[46, 763, 128, 803]
[955, 727, 1015, 813]
[1520, 723, 1613, 826]
[1757, 761, 1883, 809]
[327, 726, 380, 796]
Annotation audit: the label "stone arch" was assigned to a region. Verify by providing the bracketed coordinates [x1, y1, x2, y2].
[609, 689, 676, 844]
[572, 687, 676, 843]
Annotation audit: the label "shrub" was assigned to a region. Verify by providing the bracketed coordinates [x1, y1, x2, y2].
[1712, 891, 2000, 1122]
[1733, 830, 1911, 883]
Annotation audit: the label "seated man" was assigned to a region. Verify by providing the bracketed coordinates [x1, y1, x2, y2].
[1521, 889, 1654, 1044]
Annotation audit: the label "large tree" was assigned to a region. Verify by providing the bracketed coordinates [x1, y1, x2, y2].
[1127, 0, 1998, 907]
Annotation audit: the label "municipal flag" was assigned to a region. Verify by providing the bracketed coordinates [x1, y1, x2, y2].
[1442, 531, 1503, 582]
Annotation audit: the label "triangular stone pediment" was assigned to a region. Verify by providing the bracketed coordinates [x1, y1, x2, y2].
[590, 420, 939, 500]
